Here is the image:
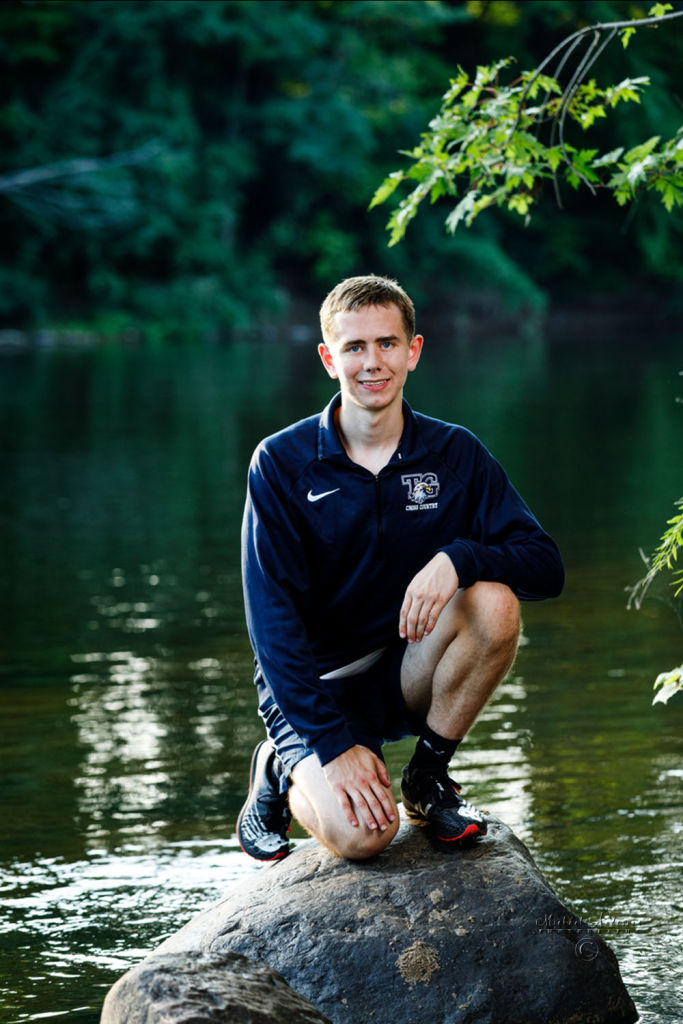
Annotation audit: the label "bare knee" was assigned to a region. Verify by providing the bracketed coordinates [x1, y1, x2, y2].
[288, 760, 400, 861]
[467, 581, 520, 653]
[331, 817, 400, 861]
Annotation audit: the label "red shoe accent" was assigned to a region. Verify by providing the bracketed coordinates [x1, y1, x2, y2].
[436, 822, 483, 843]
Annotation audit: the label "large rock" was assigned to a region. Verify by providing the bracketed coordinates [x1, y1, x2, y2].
[101, 949, 332, 1024]
[104, 818, 637, 1024]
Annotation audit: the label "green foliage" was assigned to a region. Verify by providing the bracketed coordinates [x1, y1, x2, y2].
[1, 1, 682, 335]
[372, 6, 683, 244]
[626, 383, 683, 705]
[628, 497, 683, 611]
[652, 665, 683, 705]
[0, 0, 469, 334]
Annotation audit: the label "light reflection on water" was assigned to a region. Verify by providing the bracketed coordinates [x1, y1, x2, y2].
[70, 653, 169, 827]
[1, 335, 681, 1022]
[1, 840, 260, 1024]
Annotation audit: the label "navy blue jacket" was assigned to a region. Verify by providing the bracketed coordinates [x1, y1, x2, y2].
[241, 395, 564, 767]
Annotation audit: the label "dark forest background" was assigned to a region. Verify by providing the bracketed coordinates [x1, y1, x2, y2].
[1, 0, 681, 341]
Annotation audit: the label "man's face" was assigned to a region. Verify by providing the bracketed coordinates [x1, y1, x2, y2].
[318, 303, 423, 413]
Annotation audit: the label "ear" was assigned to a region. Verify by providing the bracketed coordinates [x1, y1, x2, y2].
[407, 334, 424, 372]
[318, 342, 339, 379]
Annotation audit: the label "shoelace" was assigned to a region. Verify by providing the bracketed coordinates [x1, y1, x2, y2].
[430, 775, 464, 807]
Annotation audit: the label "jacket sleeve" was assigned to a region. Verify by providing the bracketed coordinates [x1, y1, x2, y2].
[241, 444, 356, 767]
[438, 433, 564, 601]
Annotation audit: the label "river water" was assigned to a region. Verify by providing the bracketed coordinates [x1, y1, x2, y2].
[1, 326, 681, 1022]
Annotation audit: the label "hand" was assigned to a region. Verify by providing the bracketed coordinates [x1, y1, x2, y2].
[322, 745, 396, 832]
[399, 551, 459, 644]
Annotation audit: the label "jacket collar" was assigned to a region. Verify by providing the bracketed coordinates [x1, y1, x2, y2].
[316, 393, 423, 463]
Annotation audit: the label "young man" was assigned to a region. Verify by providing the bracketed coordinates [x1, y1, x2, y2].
[237, 275, 564, 862]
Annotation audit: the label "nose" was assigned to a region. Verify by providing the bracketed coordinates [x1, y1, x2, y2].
[363, 344, 382, 371]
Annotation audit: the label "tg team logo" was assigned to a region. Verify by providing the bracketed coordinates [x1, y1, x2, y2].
[401, 472, 440, 510]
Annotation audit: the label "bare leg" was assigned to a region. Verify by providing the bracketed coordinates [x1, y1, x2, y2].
[287, 582, 517, 858]
[401, 581, 520, 739]
[288, 752, 400, 860]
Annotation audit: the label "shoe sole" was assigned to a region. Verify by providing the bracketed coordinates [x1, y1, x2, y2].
[236, 741, 289, 862]
[402, 799, 485, 844]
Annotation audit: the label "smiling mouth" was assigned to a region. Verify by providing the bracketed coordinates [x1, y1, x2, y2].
[359, 379, 390, 389]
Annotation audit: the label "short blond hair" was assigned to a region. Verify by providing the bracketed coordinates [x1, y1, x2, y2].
[319, 275, 416, 343]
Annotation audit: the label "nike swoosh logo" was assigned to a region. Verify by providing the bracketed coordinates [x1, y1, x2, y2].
[307, 488, 341, 502]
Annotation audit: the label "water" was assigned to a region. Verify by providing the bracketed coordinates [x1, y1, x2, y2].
[1, 328, 681, 1022]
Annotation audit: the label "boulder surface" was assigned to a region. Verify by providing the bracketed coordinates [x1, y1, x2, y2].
[100, 949, 332, 1024]
[104, 818, 638, 1024]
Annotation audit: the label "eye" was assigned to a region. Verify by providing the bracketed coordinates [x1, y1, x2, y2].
[380, 341, 395, 350]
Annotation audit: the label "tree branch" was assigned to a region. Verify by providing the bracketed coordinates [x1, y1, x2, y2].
[518, 8, 683, 115]
[0, 140, 165, 194]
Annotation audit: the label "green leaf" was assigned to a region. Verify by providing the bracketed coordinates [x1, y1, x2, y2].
[429, 177, 448, 204]
[627, 156, 656, 187]
[443, 68, 469, 106]
[582, 105, 607, 130]
[475, 64, 493, 86]
[507, 192, 532, 215]
[368, 172, 402, 210]
[572, 150, 600, 183]
[593, 147, 624, 168]
[546, 147, 563, 173]
[535, 74, 562, 96]
[386, 205, 411, 246]
[461, 85, 482, 111]
[648, 3, 674, 17]
[624, 136, 661, 164]
[620, 26, 636, 48]
[653, 178, 683, 212]
[445, 190, 480, 233]
[607, 76, 650, 107]
[406, 160, 436, 183]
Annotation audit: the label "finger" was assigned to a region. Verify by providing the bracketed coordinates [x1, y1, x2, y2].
[399, 592, 412, 639]
[350, 789, 380, 831]
[370, 780, 396, 824]
[423, 597, 446, 636]
[412, 597, 434, 643]
[334, 786, 359, 829]
[355, 787, 390, 831]
[373, 757, 392, 788]
[366, 770, 398, 830]
[418, 597, 444, 640]
[365, 754, 395, 817]
[404, 596, 423, 644]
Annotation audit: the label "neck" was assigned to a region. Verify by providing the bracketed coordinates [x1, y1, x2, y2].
[335, 397, 404, 474]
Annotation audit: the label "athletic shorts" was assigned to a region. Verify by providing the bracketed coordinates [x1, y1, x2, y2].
[255, 639, 420, 789]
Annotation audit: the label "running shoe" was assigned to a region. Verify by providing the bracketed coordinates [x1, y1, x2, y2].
[401, 765, 487, 844]
[236, 739, 291, 861]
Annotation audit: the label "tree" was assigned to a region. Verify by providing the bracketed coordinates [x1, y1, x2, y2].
[371, 4, 683, 241]
[0, 0, 466, 334]
[1, 1, 681, 334]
